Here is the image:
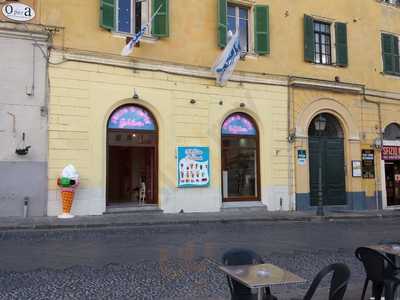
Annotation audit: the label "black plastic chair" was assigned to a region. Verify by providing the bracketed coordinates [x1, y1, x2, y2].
[297, 263, 350, 300]
[379, 240, 400, 268]
[222, 248, 277, 300]
[355, 246, 400, 300]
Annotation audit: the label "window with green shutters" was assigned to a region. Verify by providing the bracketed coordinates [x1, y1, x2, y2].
[254, 5, 269, 55]
[303, 15, 349, 67]
[303, 15, 315, 62]
[335, 22, 348, 67]
[152, 0, 169, 37]
[99, 0, 169, 38]
[100, 0, 115, 31]
[218, 0, 227, 48]
[217, 0, 269, 55]
[382, 33, 400, 75]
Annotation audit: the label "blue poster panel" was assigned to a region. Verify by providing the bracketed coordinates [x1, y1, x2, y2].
[177, 147, 210, 187]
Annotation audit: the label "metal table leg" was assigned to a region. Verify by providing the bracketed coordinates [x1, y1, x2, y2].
[258, 288, 263, 300]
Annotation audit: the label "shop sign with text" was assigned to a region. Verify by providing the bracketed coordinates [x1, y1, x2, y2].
[382, 146, 400, 161]
[2, 3, 35, 22]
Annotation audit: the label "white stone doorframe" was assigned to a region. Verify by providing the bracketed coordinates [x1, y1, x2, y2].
[381, 140, 400, 210]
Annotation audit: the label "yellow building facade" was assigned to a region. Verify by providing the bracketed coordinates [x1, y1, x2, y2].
[32, 0, 400, 215]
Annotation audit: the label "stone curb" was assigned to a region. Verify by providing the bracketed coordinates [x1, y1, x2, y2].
[0, 212, 397, 231]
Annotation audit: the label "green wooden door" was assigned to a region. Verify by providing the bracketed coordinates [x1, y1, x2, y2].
[309, 137, 346, 206]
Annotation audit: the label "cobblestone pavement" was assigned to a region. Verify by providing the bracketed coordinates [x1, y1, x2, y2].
[0, 218, 399, 299]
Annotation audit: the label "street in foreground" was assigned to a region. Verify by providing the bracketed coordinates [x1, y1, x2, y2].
[0, 218, 398, 299]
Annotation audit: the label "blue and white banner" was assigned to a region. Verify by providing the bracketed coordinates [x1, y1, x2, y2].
[211, 31, 241, 85]
[121, 5, 163, 56]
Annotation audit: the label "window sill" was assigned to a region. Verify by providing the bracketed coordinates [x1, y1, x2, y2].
[240, 52, 260, 60]
[379, 2, 400, 9]
[111, 32, 159, 43]
[311, 62, 346, 69]
[381, 72, 400, 79]
[228, 0, 256, 6]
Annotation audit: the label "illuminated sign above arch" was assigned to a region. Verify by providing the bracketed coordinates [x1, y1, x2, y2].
[108, 106, 156, 131]
[222, 114, 257, 136]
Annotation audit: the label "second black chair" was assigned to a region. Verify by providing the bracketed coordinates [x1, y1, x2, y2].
[298, 263, 350, 300]
[222, 248, 277, 300]
[355, 246, 400, 300]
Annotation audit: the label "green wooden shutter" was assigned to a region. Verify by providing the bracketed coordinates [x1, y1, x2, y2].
[152, 0, 169, 37]
[100, 0, 115, 31]
[382, 33, 395, 74]
[335, 22, 348, 67]
[304, 15, 315, 62]
[254, 5, 270, 55]
[394, 35, 400, 74]
[218, 0, 227, 48]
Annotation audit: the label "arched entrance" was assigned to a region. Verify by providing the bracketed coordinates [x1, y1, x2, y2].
[221, 113, 260, 202]
[383, 123, 400, 206]
[308, 113, 346, 207]
[106, 105, 158, 206]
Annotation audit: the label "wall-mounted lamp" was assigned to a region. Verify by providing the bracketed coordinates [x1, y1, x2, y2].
[132, 89, 139, 100]
[219, 100, 223, 106]
[288, 129, 296, 143]
[190, 99, 196, 104]
[372, 137, 382, 150]
[15, 132, 31, 156]
[239, 102, 245, 108]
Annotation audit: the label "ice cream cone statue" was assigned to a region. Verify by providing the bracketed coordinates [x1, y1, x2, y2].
[57, 164, 80, 219]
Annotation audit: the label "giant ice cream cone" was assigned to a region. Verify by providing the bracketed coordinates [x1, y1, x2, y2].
[57, 164, 80, 219]
[61, 188, 75, 214]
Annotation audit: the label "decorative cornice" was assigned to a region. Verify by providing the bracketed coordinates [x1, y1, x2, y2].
[289, 77, 363, 94]
[365, 89, 400, 101]
[0, 21, 50, 41]
[49, 49, 400, 100]
[50, 49, 288, 87]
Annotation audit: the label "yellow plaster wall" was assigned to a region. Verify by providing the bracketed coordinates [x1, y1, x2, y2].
[292, 87, 400, 205]
[293, 88, 363, 195]
[47, 60, 288, 213]
[39, 0, 400, 94]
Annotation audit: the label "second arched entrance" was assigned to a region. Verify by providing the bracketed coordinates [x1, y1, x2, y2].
[106, 104, 158, 206]
[308, 113, 346, 207]
[221, 113, 260, 202]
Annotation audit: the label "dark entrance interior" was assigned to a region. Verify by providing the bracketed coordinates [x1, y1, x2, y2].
[385, 161, 400, 206]
[107, 145, 156, 204]
[309, 113, 346, 206]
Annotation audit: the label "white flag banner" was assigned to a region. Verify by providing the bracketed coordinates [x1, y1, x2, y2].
[211, 31, 241, 85]
[121, 4, 163, 56]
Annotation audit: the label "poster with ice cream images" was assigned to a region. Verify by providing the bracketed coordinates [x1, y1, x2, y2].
[177, 147, 210, 187]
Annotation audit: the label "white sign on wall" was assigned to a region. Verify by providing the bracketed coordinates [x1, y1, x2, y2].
[2, 2, 35, 22]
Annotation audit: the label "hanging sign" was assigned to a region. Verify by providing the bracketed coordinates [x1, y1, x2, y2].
[361, 150, 375, 179]
[382, 146, 400, 161]
[297, 149, 307, 165]
[2, 3, 35, 22]
[177, 147, 210, 187]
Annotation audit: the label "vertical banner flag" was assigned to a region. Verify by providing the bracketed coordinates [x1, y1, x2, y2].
[121, 4, 163, 56]
[211, 31, 241, 85]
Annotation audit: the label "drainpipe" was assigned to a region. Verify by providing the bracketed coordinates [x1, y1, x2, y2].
[287, 76, 295, 211]
[362, 86, 383, 211]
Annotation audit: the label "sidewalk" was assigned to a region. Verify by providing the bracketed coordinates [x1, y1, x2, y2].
[0, 208, 399, 231]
